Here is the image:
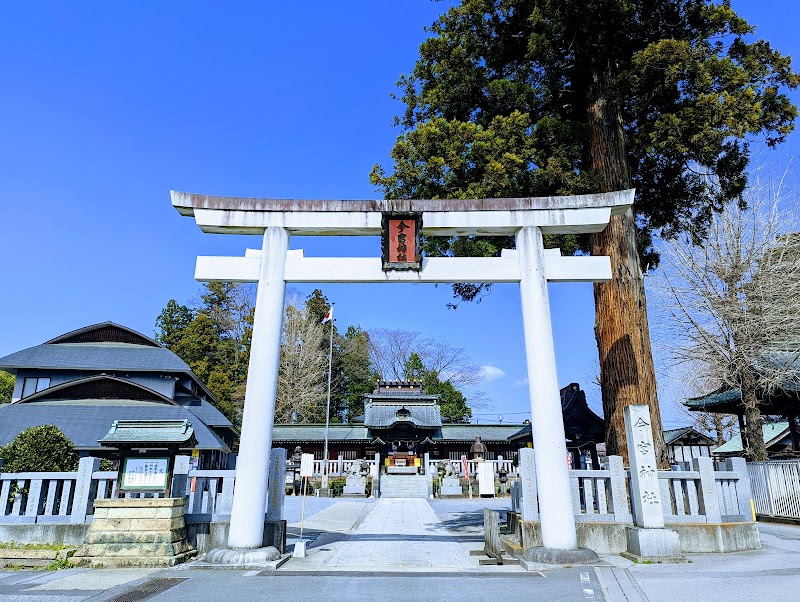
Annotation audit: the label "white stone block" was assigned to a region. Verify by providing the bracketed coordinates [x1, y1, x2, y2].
[625, 526, 681, 557]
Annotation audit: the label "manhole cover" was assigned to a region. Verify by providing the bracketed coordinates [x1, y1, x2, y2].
[106, 578, 187, 602]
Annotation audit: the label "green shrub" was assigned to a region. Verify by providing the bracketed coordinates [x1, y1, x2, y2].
[0, 425, 79, 472]
[329, 477, 346, 497]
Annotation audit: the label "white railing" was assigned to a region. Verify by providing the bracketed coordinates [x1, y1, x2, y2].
[425, 458, 518, 479]
[510, 454, 752, 525]
[748, 460, 800, 518]
[309, 456, 379, 478]
[570, 457, 631, 523]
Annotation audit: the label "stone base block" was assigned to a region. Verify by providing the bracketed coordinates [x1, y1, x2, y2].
[673, 522, 761, 553]
[441, 486, 463, 496]
[205, 546, 286, 570]
[521, 546, 600, 566]
[70, 550, 196, 568]
[343, 486, 366, 495]
[72, 497, 196, 568]
[625, 526, 681, 558]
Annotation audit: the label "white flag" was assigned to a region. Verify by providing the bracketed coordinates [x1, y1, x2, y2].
[322, 307, 333, 324]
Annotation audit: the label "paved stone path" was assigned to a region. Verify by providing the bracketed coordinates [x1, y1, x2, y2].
[289, 498, 477, 571]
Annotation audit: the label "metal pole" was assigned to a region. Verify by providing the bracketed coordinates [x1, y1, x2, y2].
[322, 315, 334, 490]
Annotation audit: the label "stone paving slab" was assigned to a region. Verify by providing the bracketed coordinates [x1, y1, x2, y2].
[288, 500, 372, 534]
[285, 498, 506, 572]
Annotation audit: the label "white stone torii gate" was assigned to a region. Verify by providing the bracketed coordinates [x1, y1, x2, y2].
[172, 189, 634, 556]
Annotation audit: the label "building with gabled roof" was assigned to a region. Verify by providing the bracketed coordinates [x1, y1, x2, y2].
[662, 427, 715, 467]
[0, 322, 238, 468]
[272, 380, 604, 470]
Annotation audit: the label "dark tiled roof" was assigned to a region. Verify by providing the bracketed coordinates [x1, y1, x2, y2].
[663, 427, 693, 446]
[269, 423, 523, 443]
[272, 425, 371, 442]
[179, 399, 235, 429]
[44, 322, 161, 347]
[0, 402, 229, 451]
[99, 420, 196, 446]
[364, 403, 442, 428]
[0, 343, 192, 374]
[437, 424, 524, 442]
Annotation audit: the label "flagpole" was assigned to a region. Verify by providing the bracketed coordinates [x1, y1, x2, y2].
[322, 307, 334, 491]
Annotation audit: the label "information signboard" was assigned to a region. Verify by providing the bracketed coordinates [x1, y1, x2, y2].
[120, 457, 170, 491]
[299, 453, 315, 478]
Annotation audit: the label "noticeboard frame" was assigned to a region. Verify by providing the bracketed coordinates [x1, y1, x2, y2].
[119, 454, 174, 492]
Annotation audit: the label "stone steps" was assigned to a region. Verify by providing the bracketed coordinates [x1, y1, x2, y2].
[379, 475, 429, 498]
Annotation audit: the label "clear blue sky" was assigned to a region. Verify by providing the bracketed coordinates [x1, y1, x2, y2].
[0, 1, 797, 427]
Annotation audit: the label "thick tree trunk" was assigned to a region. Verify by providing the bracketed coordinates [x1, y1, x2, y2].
[740, 370, 768, 461]
[584, 60, 669, 468]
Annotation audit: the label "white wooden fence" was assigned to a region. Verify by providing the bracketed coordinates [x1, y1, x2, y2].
[748, 460, 800, 519]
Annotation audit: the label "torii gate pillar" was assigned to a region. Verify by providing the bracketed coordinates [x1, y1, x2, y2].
[517, 226, 577, 550]
[228, 227, 289, 549]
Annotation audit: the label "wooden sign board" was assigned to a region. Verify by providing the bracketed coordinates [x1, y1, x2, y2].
[382, 213, 422, 271]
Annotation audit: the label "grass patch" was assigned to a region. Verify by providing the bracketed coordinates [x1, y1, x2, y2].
[0, 542, 70, 551]
[45, 558, 73, 571]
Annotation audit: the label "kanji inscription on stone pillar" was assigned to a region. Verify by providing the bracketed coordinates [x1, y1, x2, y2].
[624, 404, 665, 528]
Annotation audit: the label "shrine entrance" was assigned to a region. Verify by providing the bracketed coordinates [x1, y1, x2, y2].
[172, 189, 634, 556]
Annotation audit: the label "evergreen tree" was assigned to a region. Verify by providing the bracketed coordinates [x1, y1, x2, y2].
[404, 353, 472, 423]
[371, 0, 798, 464]
[0, 425, 78, 472]
[0, 370, 14, 404]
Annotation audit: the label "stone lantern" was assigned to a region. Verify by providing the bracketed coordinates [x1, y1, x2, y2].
[470, 436, 487, 461]
[287, 445, 303, 495]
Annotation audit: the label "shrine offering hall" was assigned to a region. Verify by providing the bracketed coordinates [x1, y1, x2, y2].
[272, 380, 604, 471]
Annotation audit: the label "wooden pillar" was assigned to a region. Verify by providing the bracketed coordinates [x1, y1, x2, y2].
[589, 443, 600, 470]
[738, 414, 748, 450]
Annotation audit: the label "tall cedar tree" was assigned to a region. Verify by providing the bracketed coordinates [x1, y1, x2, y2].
[304, 289, 378, 421]
[371, 0, 798, 464]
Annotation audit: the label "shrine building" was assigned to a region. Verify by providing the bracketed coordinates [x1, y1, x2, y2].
[272, 380, 604, 470]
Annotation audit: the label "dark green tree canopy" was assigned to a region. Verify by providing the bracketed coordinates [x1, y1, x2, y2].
[0, 425, 79, 472]
[0, 370, 14, 404]
[404, 352, 473, 423]
[371, 0, 798, 267]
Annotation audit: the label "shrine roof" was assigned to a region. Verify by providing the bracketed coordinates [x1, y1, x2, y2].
[99, 419, 197, 447]
[712, 422, 789, 455]
[663, 427, 715, 446]
[271, 425, 371, 442]
[437, 424, 526, 442]
[364, 402, 442, 428]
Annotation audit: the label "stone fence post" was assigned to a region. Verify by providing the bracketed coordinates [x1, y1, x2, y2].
[266, 448, 286, 522]
[171, 455, 191, 498]
[424, 452, 433, 499]
[726, 457, 754, 520]
[372, 452, 380, 498]
[607, 455, 632, 523]
[518, 447, 538, 521]
[693, 456, 722, 523]
[71, 457, 100, 524]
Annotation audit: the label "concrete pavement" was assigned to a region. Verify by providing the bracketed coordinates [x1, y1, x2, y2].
[2, 500, 800, 601]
